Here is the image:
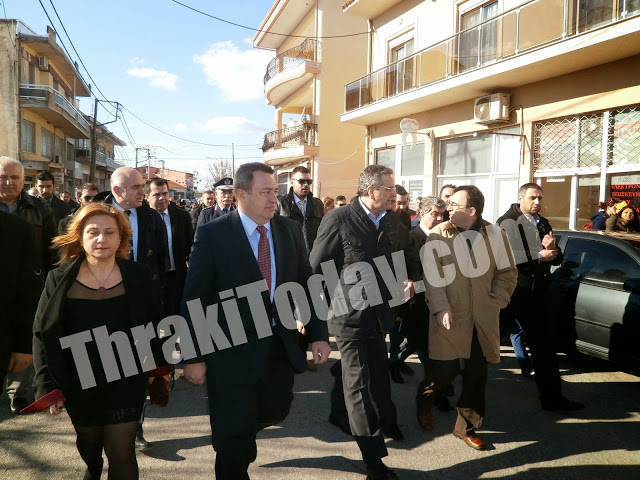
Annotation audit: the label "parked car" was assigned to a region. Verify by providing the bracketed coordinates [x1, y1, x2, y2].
[549, 230, 640, 371]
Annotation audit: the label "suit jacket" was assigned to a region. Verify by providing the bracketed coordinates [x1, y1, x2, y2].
[309, 197, 408, 338]
[103, 194, 169, 278]
[196, 204, 235, 229]
[166, 204, 194, 286]
[180, 210, 328, 382]
[31, 256, 166, 400]
[0, 213, 41, 381]
[47, 195, 72, 225]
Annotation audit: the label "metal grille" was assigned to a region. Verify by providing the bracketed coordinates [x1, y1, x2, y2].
[533, 105, 640, 171]
[264, 39, 321, 85]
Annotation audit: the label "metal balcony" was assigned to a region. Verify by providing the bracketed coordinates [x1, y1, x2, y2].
[263, 39, 321, 105]
[261, 123, 319, 166]
[19, 84, 91, 138]
[343, 0, 640, 121]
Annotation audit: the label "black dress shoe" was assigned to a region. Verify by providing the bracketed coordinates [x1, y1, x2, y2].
[9, 398, 28, 415]
[435, 394, 454, 412]
[365, 460, 399, 480]
[541, 396, 585, 412]
[328, 413, 352, 436]
[399, 363, 414, 375]
[135, 428, 152, 450]
[381, 422, 404, 441]
[389, 365, 404, 384]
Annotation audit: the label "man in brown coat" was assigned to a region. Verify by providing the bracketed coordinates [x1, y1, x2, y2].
[418, 185, 517, 450]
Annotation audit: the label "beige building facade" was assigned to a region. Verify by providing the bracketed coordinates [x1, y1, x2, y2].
[341, 0, 640, 226]
[0, 20, 124, 196]
[253, 0, 369, 199]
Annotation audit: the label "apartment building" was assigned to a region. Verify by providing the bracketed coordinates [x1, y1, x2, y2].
[0, 20, 92, 192]
[341, 0, 640, 226]
[253, 0, 369, 199]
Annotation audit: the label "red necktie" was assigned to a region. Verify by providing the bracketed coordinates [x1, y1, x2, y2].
[256, 225, 271, 293]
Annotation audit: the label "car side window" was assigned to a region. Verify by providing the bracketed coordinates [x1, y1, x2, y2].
[561, 238, 640, 289]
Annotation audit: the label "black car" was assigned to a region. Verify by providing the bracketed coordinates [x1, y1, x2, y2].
[549, 230, 640, 371]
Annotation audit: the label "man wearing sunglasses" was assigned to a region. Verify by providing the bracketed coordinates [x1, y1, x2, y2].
[276, 166, 325, 371]
[57, 183, 100, 235]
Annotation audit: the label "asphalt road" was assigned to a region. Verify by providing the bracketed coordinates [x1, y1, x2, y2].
[1, 343, 639, 480]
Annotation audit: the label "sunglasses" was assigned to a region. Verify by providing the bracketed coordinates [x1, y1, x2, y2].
[294, 179, 313, 185]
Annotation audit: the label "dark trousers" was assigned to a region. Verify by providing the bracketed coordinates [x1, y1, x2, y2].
[335, 335, 396, 463]
[502, 288, 562, 402]
[206, 336, 294, 480]
[416, 328, 487, 436]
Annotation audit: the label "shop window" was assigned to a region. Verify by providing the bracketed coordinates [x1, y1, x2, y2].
[375, 147, 396, 170]
[21, 120, 36, 153]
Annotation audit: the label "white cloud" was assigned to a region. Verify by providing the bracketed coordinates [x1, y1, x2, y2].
[175, 123, 186, 131]
[197, 116, 265, 135]
[126, 67, 178, 91]
[194, 41, 273, 101]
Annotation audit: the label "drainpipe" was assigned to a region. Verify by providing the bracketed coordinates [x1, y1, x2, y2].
[15, 23, 22, 162]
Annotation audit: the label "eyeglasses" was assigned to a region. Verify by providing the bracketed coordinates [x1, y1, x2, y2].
[377, 185, 396, 193]
[447, 201, 469, 211]
[294, 179, 313, 185]
[83, 195, 95, 202]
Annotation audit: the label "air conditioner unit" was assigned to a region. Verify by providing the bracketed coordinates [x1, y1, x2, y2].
[37, 56, 49, 71]
[474, 93, 510, 125]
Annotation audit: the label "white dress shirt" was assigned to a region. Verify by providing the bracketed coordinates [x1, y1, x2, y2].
[112, 200, 138, 261]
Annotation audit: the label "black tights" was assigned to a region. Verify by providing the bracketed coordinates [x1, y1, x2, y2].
[73, 420, 139, 480]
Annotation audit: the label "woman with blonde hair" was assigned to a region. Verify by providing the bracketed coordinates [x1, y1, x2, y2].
[26, 203, 167, 480]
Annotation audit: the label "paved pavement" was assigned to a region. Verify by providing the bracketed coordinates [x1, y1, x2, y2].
[1, 343, 639, 480]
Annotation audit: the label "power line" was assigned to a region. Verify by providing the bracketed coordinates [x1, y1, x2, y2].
[46, 0, 108, 100]
[168, 0, 369, 39]
[121, 105, 263, 147]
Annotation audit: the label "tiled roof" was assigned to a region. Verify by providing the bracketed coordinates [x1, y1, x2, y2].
[342, 0, 357, 11]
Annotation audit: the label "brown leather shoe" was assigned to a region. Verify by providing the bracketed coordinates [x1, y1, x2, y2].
[453, 428, 485, 450]
[417, 408, 435, 431]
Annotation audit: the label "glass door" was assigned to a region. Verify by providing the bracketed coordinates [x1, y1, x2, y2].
[458, 1, 498, 73]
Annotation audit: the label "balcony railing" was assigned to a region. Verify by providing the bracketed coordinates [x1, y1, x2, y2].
[19, 83, 91, 131]
[264, 39, 321, 85]
[261, 123, 318, 153]
[344, 0, 640, 113]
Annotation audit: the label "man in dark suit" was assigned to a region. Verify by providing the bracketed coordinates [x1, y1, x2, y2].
[310, 165, 413, 480]
[196, 177, 236, 228]
[181, 162, 331, 479]
[145, 177, 194, 315]
[190, 189, 215, 232]
[0, 212, 41, 388]
[104, 167, 168, 448]
[36, 171, 71, 224]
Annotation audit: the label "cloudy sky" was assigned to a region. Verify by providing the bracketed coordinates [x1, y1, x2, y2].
[4, 0, 282, 186]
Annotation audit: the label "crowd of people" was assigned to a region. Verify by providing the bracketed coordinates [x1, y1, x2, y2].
[5, 153, 636, 479]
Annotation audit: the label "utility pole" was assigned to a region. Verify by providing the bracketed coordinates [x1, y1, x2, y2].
[89, 97, 98, 182]
[232, 142, 235, 173]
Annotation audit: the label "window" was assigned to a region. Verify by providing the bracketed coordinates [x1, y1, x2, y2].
[21, 120, 36, 153]
[438, 127, 520, 222]
[457, 1, 498, 73]
[562, 238, 640, 289]
[277, 171, 290, 196]
[67, 140, 74, 163]
[387, 30, 415, 97]
[41, 128, 53, 159]
[375, 147, 396, 169]
[55, 136, 63, 163]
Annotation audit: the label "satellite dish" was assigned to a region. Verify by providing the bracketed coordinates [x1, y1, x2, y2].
[400, 118, 419, 149]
